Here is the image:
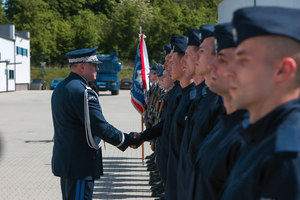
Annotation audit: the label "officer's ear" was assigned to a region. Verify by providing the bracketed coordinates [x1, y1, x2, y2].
[78, 63, 85, 73]
[274, 57, 297, 83]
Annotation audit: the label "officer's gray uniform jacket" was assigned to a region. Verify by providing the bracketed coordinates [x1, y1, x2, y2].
[51, 72, 129, 180]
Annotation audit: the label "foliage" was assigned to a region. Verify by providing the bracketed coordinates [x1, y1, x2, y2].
[3, 0, 219, 66]
[0, 0, 7, 23]
[31, 66, 133, 89]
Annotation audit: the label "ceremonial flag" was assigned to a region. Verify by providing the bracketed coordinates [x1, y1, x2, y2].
[130, 33, 150, 114]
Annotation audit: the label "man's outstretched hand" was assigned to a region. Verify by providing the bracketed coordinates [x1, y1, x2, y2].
[129, 132, 144, 149]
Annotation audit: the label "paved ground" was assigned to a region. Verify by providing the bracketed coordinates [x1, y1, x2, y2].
[0, 90, 154, 200]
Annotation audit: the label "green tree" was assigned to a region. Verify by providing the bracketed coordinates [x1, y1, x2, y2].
[45, 0, 86, 18]
[3, 0, 220, 66]
[5, 0, 58, 65]
[50, 18, 76, 66]
[70, 10, 103, 50]
[83, 0, 118, 16]
[0, 0, 7, 23]
[103, 0, 154, 59]
[146, 0, 217, 62]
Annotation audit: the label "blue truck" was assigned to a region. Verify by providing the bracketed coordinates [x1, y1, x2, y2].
[94, 52, 121, 95]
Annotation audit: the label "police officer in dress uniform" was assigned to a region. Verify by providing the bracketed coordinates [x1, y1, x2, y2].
[51, 47, 134, 200]
[130, 37, 183, 199]
[176, 28, 202, 199]
[192, 22, 250, 200]
[221, 6, 300, 200]
[165, 34, 196, 200]
[177, 25, 225, 200]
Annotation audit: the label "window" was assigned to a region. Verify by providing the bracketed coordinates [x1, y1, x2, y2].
[16, 46, 28, 56]
[22, 48, 27, 56]
[17, 47, 21, 55]
[9, 70, 14, 79]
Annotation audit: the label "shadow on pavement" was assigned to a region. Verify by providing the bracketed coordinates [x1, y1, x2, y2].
[25, 140, 53, 143]
[93, 156, 152, 199]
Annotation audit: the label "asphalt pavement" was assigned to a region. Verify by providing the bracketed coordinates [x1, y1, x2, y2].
[0, 90, 154, 200]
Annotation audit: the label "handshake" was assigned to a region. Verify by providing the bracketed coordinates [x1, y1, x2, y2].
[128, 132, 144, 149]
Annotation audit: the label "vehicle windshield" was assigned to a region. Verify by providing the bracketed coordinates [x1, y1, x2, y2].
[32, 79, 43, 83]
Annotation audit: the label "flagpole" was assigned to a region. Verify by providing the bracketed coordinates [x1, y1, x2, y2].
[141, 116, 145, 162]
[139, 25, 145, 162]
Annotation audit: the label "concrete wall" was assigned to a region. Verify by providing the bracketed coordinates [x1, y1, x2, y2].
[0, 38, 15, 92]
[15, 34, 30, 88]
[0, 24, 30, 92]
[218, 0, 300, 23]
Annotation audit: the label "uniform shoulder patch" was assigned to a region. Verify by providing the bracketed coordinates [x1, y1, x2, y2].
[275, 125, 300, 153]
[189, 88, 197, 100]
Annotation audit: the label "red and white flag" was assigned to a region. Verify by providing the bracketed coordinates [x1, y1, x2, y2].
[130, 33, 150, 114]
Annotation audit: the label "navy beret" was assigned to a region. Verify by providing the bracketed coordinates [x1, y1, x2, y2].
[150, 64, 158, 71]
[170, 35, 178, 50]
[199, 24, 215, 43]
[187, 29, 201, 46]
[233, 6, 300, 45]
[173, 35, 188, 53]
[66, 46, 100, 64]
[151, 62, 164, 77]
[164, 44, 171, 55]
[214, 22, 236, 53]
[155, 63, 165, 77]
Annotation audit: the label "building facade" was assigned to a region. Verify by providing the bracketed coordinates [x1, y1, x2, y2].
[218, 0, 300, 23]
[0, 24, 30, 92]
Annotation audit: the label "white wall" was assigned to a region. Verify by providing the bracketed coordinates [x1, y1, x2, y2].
[15, 35, 30, 85]
[0, 38, 15, 92]
[257, 0, 300, 7]
[0, 62, 5, 92]
[218, 0, 300, 23]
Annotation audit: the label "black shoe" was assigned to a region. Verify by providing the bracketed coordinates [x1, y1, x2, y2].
[146, 159, 154, 164]
[152, 186, 164, 193]
[147, 165, 157, 171]
[149, 179, 162, 186]
[151, 191, 165, 197]
[149, 170, 159, 177]
[151, 182, 163, 191]
[146, 153, 154, 159]
[149, 172, 159, 179]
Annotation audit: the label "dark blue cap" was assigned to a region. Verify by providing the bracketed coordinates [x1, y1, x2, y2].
[66, 46, 100, 64]
[157, 68, 165, 77]
[187, 29, 201, 46]
[155, 63, 165, 77]
[173, 35, 188, 53]
[233, 6, 300, 45]
[214, 22, 236, 53]
[199, 24, 215, 43]
[151, 62, 164, 77]
[170, 35, 178, 50]
[164, 44, 171, 55]
[150, 65, 158, 71]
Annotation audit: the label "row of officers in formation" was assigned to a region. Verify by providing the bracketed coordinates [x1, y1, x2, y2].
[51, 5, 300, 200]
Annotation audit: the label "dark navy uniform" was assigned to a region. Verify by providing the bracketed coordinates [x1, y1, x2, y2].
[165, 83, 196, 200]
[222, 99, 300, 200]
[177, 82, 225, 200]
[51, 47, 132, 200]
[141, 81, 182, 182]
[193, 110, 249, 200]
